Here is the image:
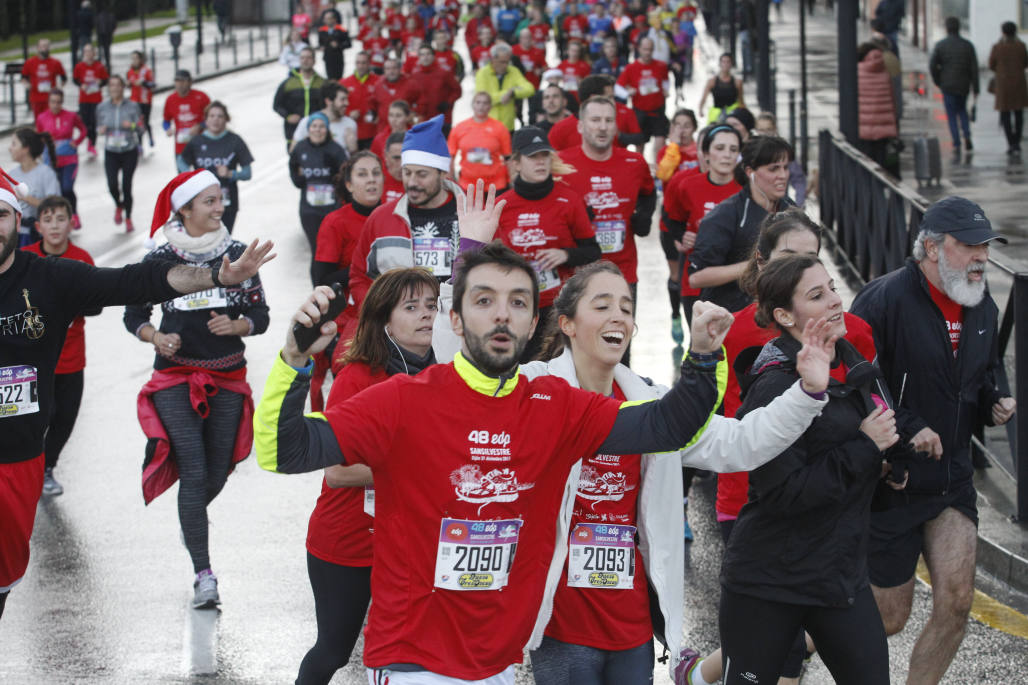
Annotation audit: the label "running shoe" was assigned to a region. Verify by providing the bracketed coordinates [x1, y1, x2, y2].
[42, 468, 63, 496]
[673, 648, 701, 685]
[72, 214, 81, 230]
[671, 315, 684, 345]
[192, 569, 220, 609]
[114, 207, 123, 225]
[125, 217, 134, 233]
[87, 144, 97, 158]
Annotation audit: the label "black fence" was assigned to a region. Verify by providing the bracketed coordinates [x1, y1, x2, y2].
[818, 128, 1028, 522]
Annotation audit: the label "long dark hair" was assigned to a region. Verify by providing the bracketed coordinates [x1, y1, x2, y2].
[740, 208, 822, 297]
[340, 268, 440, 372]
[754, 254, 822, 330]
[13, 127, 56, 165]
[540, 260, 627, 360]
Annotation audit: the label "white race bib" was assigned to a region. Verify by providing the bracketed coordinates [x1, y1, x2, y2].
[531, 260, 562, 292]
[38, 80, 51, 93]
[0, 365, 40, 418]
[106, 130, 129, 149]
[412, 236, 452, 277]
[171, 288, 227, 311]
[363, 486, 375, 517]
[567, 523, 636, 589]
[595, 219, 626, 254]
[563, 76, 579, 91]
[221, 185, 232, 207]
[306, 183, 335, 207]
[434, 518, 522, 591]
[638, 78, 658, 96]
[176, 128, 192, 144]
[466, 147, 493, 165]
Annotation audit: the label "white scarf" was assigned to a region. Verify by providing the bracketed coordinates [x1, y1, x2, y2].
[161, 220, 232, 263]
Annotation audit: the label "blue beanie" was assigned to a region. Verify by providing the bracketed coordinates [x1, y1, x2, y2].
[401, 114, 451, 172]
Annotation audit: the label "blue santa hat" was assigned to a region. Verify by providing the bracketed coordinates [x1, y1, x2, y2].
[401, 114, 452, 172]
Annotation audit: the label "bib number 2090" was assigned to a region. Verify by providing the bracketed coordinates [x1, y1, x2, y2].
[434, 518, 522, 591]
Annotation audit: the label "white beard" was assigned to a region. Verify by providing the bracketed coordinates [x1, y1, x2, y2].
[937, 248, 986, 307]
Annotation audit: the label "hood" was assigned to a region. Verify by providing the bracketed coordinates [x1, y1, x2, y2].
[859, 49, 887, 73]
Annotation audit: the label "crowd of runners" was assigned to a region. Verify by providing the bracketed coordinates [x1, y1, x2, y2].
[0, 2, 1020, 685]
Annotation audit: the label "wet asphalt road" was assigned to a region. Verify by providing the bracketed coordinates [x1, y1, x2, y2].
[3, 27, 1028, 684]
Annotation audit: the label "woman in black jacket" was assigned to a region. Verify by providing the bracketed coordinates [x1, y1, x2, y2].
[688, 135, 795, 312]
[718, 255, 899, 685]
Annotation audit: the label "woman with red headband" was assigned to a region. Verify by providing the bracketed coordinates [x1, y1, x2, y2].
[124, 169, 270, 610]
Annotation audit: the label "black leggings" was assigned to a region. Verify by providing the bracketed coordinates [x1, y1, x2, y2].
[45, 370, 84, 470]
[138, 103, 154, 145]
[1000, 109, 1024, 149]
[0, 590, 7, 619]
[79, 102, 98, 147]
[300, 207, 331, 285]
[719, 586, 888, 685]
[296, 553, 372, 685]
[105, 149, 138, 217]
[152, 383, 244, 574]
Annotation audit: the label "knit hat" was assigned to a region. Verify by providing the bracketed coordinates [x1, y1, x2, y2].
[150, 169, 220, 236]
[0, 167, 29, 215]
[307, 111, 330, 133]
[401, 114, 451, 172]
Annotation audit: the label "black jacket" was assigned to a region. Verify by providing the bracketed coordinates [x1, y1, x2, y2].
[874, 0, 905, 34]
[930, 34, 980, 96]
[688, 188, 794, 312]
[851, 259, 1005, 495]
[273, 71, 326, 138]
[721, 335, 886, 608]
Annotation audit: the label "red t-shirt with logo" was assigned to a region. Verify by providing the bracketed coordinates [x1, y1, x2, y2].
[512, 45, 547, 87]
[323, 361, 622, 679]
[73, 60, 109, 104]
[616, 59, 669, 112]
[663, 172, 741, 296]
[544, 384, 652, 650]
[22, 241, 93, 374]
[364, 36, 392, 69]
[382, 172, 404, 204]
[314, 203, 374, 272]
[927, 279, 963, 356]
[306, 361, 386, 566]
[563, 15, 589, 42]
[527, 23, 550, 51]
[556, 59, 592, 94]
[471, 45, 493, 72]
[163, 89, 211, 154]
[559, 146, 654, 283]
[342, 72, 381, 141]
[21, 56, 66, 104]
[547, 105, 641, 151]
[495, 182, 594, 308]
[126, 66, 154, 105]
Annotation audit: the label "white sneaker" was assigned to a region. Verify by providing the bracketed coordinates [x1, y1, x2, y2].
[192, 569, 220, 609]
[42, 468, 64, 496]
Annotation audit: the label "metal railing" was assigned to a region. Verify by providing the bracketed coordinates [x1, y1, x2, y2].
[818, 128, 1028, 522]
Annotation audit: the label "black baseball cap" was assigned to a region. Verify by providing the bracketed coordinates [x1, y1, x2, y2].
[512, 126, 553, 156]
[921, 196, 1007, 245]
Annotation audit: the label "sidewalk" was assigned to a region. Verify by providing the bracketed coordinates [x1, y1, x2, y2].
[738, 2, 1028, 600]
[0, 17, 285, 132]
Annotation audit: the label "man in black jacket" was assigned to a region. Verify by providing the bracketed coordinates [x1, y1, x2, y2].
[272, 47, 326, 141]
[930, 16, 980, 151]
[850, 196, 1014, 685]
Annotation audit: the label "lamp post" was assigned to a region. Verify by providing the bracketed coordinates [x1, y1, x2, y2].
[799, 0, 809, 172]
[838, 0, 858, 144]
[167, 23, 183, 74]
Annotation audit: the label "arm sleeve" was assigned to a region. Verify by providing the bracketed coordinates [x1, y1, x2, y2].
[565, 236, 601, 267]
[236, 271, 270, 336]
[59, 257, 179, 315]
[630, 189, 656, 237]
[598, 356, 725, 455]
[179, 140, 196, 170]
[254, 356, 349, 473]
[688, 208, 732, 273]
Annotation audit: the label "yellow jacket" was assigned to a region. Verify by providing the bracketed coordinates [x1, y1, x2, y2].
[474, 63, 536, 130]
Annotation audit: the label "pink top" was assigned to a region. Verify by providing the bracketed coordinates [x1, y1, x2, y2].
[35, 109, 87, 167]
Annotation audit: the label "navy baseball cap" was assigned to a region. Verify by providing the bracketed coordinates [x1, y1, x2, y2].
[512, 126, 553, 156]
[921, 196, 1007, 245]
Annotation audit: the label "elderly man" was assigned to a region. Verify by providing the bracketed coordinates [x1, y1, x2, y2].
[851, 197, 1015, 685]
[474, 43, 536, 131]
[272, 46, 325, 141]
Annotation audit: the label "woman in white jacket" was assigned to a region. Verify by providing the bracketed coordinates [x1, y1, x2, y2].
[514, 260, 838, 685]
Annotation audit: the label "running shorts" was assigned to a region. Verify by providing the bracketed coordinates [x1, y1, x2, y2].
[367, 665, 515, 685]
[0, 454, 45, 591]
[635, 108, 670, 141]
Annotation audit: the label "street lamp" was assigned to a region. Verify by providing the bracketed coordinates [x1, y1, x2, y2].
[167, 23, 182, 74]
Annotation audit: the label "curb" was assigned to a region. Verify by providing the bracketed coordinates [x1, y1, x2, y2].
[978, 531, 1028, 595]
[0, 55, 278, 138]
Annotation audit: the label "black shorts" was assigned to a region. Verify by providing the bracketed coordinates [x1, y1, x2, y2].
[635, 108, 669, 141]
[867, 483, 978, 588]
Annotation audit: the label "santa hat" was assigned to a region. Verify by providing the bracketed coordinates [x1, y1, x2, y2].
[0, 167, 30, 215]
[401, 115, 451, 172]
[150, 169, 220, 236]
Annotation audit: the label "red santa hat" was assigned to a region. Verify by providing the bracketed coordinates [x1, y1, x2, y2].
[150, 169, 220, 236]
[0, 167, 30, 215]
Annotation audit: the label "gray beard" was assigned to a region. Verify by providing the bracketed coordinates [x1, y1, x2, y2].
[937, 249, 986, 307]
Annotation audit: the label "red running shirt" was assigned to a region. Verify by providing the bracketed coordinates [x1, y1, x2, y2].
[548, 106, 641, 151]
[927, 279, 964, 356]
[495, 182, 594, 309]
[21, 241, 94, 374]
[544, 384, 652, 650]
[663, 172, 741, 296]
[314, 203, 374, 272]
[21, 57, 66, 105]
[556, 59, 591, 93]
[126, 66, 154, 105]
[447, 118, 512, 191]
[616, 60, 669, 112]
[382, 172, 404, 204]
[73, 60, 108, 105]
[163, 89, 211, 154]
[306, 361, 386, 567]
[559, 146, 654, 283]
[323, 361, 622, 679]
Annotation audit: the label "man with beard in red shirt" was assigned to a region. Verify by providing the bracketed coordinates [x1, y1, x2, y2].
[559, 96, 655, 363]
[548, 74, 644, 151]
[342, 52, 381, 150]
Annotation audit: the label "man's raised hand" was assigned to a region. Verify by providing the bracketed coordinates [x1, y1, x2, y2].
[457, 179, 506, 243]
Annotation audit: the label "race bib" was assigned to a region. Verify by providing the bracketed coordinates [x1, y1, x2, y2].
[466, 147, 492, 165]
[0, 365, 40, 418]
[106, 130, 129, 149]
[639, 78, 659, 96]
[221, 185, 232, 207]
[595, 220, 626, 254]
[532, 260, 562, 292]
[85, 82, 100, 94]
[176, 128, 192, 144]
[171, 288, 227, 311]
[434, 518, 522, 591]
[563, 76, 579, 91]
[38, 80, 51, 93]
[567, 523, 636, 589]
[306, 183, 335, 207]
[412, 236, 452, 276]
[363, 486, 375, 517]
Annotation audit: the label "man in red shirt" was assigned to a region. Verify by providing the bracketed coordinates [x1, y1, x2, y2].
[562, 5, 589, 48]
[162, 70, 211, 159]
[72, 43, 108, 157]
[547, 75, 644, 151]
[558, 96, 656, 359]
[341, 51, 381, 149]
[381, 134, 405, 204]
[512, 29, 547, 125]
[408, 44, 462, 127]
[21, 39, 66, 117]
[525, 5, 550, 52]
[464, 2, 494, 53]
[361, 22, 392, 74]
[369, 58, 421, 133]
[470, 24, 496, 72]
[616, 37, 671, 159]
